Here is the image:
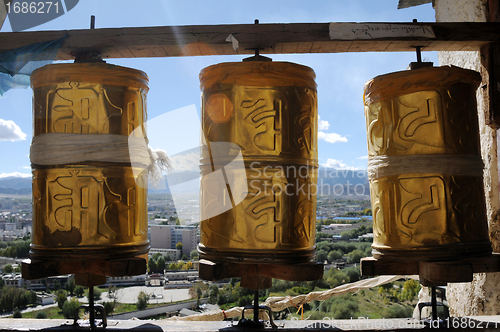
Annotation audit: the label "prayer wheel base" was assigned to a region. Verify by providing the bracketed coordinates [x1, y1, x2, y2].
[198, 244, 316, 265]
[361, 253, 500, 286]
[22, 255, 147, 280]
[29, 243, 149, 262]
[372, 241, 492, 262]
[199, 259, 324, 285]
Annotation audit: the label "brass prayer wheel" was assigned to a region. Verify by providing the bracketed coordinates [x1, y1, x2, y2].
[198, 61, 318, 263]
[364, 65, 491, 261]
[30, 62, 149, 262]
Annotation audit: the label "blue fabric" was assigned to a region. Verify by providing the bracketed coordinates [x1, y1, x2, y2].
[0, 36, 66, 95]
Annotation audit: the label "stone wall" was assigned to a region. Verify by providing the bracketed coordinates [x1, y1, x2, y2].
[435, 0, 500, 316]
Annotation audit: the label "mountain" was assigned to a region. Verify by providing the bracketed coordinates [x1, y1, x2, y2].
[0, 168, 370, 197]
[0, 176, 32, 195]
[0, 177, 31, 190]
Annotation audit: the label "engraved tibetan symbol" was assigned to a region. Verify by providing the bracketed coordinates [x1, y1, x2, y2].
[241, 95, 282, 153]
[50, 82, 122, 134]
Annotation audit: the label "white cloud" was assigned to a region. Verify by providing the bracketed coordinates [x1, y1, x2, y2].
[318, 115, 330, 131]
[0, 172, 31, 179]
[321, 159, 363, 170]
[318, 131, 348, 143]
[0, 118, 27, 141]
[357, 155, 368, 160]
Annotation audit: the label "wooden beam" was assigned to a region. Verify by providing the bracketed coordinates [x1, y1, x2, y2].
[198, 259, 324, 282]
[0, 22, 499, 60]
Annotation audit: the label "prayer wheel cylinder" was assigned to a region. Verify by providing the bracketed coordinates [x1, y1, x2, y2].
[30, 62, 149, 261]
[199, 61, 318, 263]
[364, 65, 492, 261]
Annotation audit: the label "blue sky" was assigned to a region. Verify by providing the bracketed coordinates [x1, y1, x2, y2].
[0, 0, 438, 178]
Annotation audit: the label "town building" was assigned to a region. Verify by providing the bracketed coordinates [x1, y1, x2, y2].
[150, 225, 198, 257]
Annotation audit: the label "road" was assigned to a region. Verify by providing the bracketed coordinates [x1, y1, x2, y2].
[101, 285, 192, 304]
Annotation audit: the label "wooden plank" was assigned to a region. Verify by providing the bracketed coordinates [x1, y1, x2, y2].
[0, 22, 499, 60]
[240, 276, 272, 291]
[198, 259, 324, 282]
[419, 261, 473, 284]
[22, 258, 146, 280]
[360, 257, 419, 276]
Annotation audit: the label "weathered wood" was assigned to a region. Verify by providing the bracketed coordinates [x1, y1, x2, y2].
[0, 22, 499, 60]
[361, 254, 500, 285]
[419, 261, 474, 284]
[21, 257, 146, 280]
[360, 256, 419, 276]
[75, 273, 107, 287]
[240, 276, 272, 291]
[199, 259, 323, 282]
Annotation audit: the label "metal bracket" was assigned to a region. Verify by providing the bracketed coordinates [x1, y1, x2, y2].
[238, 305, 277, 329]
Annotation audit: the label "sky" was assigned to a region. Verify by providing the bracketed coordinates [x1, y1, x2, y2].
[0, 0, 439, 179]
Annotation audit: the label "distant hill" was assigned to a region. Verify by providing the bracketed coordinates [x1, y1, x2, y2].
[0, 177, 31, 190]
[0, 177, 31, 195]
[0, 167, 370, 197]
[151, 167, 369, 197]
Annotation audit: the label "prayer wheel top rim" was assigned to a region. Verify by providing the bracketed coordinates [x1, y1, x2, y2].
[31, 62, 149, 90]
[199, 61, 317, 91]
[363, 65, 481, 105]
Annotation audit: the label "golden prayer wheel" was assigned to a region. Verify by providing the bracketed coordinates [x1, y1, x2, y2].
[198, 61, 318, 263]
[364, 65, 492, 261]
[30, 62, 149, 261]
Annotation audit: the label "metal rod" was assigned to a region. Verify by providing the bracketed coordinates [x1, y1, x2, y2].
[90, 15, 95, 29]
[253, 290, 259, 323]
[431, 286, 438, 321]
[89, 286, 95, 329]
[412, 19, 422, 63]
[416, 46, 422, 62]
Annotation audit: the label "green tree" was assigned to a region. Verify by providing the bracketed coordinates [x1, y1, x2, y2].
[103, 301, 115, 315]
[344, 266, 361, 283]
[382, 304, 413, 318]
[74, 286, 84, 297]
[62, 298, 81, 319]
[35, 311, 47, 319]
[346, 249, 365, 264]
[3, 264, 13, 273]
[136, 291, 149, 310]
[176, 242, 183, 250]
[181, 254, 188, 261]
[57, 291, 67, 310]
[327, 250, 343, 262]
[85, 287, 102, 301]
[148, 257, 157, 273]
[398, 279, 421, 302]
[190, 250, 199, 260]
[13, 309, 22, 318]
[156, 256, 166, 272]
[66, 278, 76, 296]
[316, 249, 328, 263]
[208, 285, 219, 304]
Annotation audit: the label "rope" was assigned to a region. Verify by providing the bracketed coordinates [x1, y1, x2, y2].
[166, 275, 413, 321]
[29, 133, 171, 182]
[367, 154, 483, 181]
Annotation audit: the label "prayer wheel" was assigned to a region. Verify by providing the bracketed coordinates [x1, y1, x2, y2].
[30, 62, 149, 262]
[198, 61, 318, 263]
[364, 65, 492, 261]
